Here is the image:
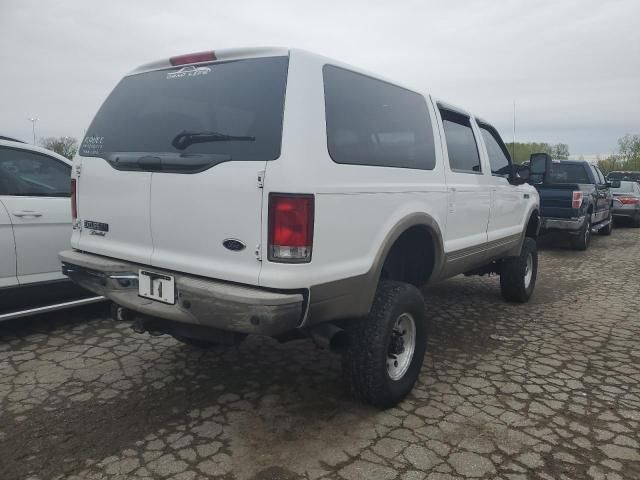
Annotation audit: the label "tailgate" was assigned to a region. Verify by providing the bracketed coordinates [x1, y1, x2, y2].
[537, 184, 581, 218]
[76, 54, 289, 285]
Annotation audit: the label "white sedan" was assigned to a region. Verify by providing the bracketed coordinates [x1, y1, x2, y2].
[0, 138, 103, 321]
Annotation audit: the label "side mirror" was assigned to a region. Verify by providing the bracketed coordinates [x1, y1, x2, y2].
[610, 180, 621, 188]
[517, 165, 531, 181]
[529, 153, 553, 184]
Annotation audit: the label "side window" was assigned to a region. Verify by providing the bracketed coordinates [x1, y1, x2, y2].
[0, 147, 71, 197]
[439, 108, 481, 173]
[323, 65, 436, 170]
[590, 165, 603, 185]
[479, 124, 511, 177]
[595, 167, 606, 185]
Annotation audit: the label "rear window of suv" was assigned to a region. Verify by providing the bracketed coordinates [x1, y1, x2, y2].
[323, 65, 436, 170]
[80, 56, 289, 161]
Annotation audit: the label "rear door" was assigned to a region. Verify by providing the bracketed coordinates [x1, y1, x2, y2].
[593, 166, 612, 222]
[77, 55, 289, 285]
[0, 146, 71, 284]
[0, 199, 17, 288]
[436, 105, 490, 253]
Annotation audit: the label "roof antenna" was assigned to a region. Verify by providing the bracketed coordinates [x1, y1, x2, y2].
[512, 100, 516, 163]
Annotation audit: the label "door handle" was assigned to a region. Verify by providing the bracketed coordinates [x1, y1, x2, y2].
[12, 210, 43, 218]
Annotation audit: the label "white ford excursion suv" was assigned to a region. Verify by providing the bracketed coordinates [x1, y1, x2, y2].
[60, 48, 542, 407]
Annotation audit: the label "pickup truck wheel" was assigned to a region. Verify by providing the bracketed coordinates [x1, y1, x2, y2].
[600, 212, 613, 236]
[342, 281, 427, 409]
[500, 237, 538, 303]
[570, 214, 592, 250]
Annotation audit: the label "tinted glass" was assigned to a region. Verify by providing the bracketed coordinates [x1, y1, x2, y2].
[0, 148, 70, 196]
[80, 57, 289, 161]
[612, 181, 637, 193]
[480, 125, 510, 176]
[323, 65, 436, 170]
[594, 166, 605, 184]
[549, 163, 590, 183]
[440, 110, 481, 173]
[608, 171, 640, 182]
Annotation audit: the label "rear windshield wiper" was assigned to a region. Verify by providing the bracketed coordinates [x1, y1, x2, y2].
[171, 130, 255, 150]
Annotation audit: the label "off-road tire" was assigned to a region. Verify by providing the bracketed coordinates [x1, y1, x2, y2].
[500, 237, 538, 303]
[600, 211, 614, 236]
[342, 281, 427, 409]
[570, 214, 592, 250]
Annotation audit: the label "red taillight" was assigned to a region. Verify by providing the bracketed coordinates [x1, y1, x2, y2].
[619, 196, 640, 205]
[572, 191, 583, 209]
[169, 51, 216, 66]
[268, 194, 314, 263]
[70, 178, 78, 221]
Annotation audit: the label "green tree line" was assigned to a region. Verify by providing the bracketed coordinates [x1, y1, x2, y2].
[596, 134, 640, 174]
[504, 142, 570, 164]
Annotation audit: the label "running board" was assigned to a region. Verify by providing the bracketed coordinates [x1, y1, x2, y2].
[0, 296, 106, 322]
[591, 219, 611, 232]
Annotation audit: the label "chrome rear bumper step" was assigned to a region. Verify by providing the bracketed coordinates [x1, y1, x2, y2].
[0, 296, 106, 322]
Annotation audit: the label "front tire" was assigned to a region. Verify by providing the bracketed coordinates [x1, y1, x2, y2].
[342, 281, 427, 409]
[500, 237, 538, 303]
[570, 214, 592, 250]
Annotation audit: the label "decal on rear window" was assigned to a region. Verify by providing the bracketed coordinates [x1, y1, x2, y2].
[166, 66, 211, 80]
[81, 136, 105, 155]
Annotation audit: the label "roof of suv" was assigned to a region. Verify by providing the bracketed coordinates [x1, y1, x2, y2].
[0, 139, 72, 165]
[126, 47, 488, 126]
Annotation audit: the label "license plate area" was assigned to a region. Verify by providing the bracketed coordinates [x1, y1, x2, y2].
[138, 270, 175, 304]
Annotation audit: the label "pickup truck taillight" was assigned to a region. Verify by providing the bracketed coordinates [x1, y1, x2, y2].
[618, 196, 640, 205]
[71, 178, 78, 221]
[268, 193, 314, 263]
[572, 191, 583, 209]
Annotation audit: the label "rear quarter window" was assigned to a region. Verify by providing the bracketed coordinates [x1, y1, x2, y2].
[323, 65, 436, 170]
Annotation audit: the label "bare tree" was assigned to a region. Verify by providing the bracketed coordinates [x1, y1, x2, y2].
[39, 136, 78, 160]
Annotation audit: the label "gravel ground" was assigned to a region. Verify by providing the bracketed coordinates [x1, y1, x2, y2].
[1, 227, 639, 480]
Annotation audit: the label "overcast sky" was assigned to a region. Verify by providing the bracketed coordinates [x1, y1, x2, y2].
[1, 0, 638, 157]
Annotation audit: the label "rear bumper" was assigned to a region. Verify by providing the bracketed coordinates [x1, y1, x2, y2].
[58, 250, 305, 336]
[612, 206, 639, 218]
[541, 216, 585, 232]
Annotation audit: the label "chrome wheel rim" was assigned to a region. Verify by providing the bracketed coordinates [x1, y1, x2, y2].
[387, 313, 416, 381]
[523, 253, 533, 288]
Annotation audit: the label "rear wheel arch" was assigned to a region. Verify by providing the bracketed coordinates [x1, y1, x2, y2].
[369, 213, 445, 293]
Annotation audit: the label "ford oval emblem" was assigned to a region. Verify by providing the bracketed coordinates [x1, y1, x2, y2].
[223, 239, 246, 252]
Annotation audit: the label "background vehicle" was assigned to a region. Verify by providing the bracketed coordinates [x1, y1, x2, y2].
[60, 48, 542, 408]
[535, 158, 613, 250]
[0, 139, 103, 321]
[611, 180, 640, 227]
[607, 171, 640, 183]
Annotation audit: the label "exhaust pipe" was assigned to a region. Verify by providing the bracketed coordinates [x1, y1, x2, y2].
[311, 323, 349, 353]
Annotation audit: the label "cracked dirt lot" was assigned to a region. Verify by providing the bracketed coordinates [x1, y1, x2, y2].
[1, 227, 639, 480]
